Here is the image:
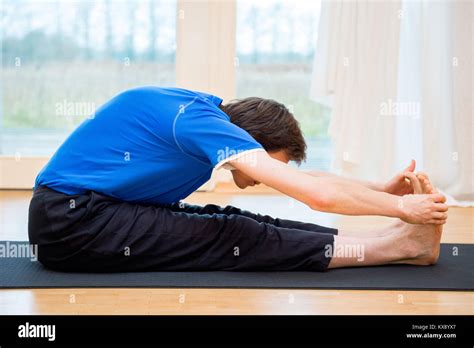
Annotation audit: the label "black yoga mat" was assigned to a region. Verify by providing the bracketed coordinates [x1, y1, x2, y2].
[0, 242, 472, 290]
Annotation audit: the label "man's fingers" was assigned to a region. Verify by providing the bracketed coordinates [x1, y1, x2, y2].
[432, 212, 448, 220]
[405, 180, 414, 194]
[404, 159, 416, 173]
[404, 172, 422, 194]
[434, 203, 449, 212]
[427, 219, 447, 225]
[430, 193, 447, 203]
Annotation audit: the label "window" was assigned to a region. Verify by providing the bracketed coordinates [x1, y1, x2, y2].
[1, 0, 177, 156]
[236, 0, 331, 169]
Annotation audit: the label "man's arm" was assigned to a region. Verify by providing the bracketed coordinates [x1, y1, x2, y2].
[306, 159, 417, 194]
[305, 170, 384, 191]
[229, 152, 448, 224]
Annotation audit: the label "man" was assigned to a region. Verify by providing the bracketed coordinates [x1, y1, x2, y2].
[28, 86, 448, 272]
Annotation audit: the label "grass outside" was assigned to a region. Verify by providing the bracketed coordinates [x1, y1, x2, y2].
[1, 61, 175, 130]
[2, 61, 330, 139]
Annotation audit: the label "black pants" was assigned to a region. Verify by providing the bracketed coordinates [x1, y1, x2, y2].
[28, 186, 337, 272]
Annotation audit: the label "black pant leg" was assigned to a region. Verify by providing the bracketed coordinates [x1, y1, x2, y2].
[169, 202, 338, 235]
[29, 188, 335, 272]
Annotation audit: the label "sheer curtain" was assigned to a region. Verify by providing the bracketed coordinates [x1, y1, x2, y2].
[310, 0, 473, 203]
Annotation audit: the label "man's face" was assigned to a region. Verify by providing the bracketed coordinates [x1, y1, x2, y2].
[231, 150, 290, 189]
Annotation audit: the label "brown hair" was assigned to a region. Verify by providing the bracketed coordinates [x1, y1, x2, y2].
[220, 97, 307, 164]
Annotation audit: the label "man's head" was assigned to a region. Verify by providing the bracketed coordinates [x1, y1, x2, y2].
[220, 97, 307, 189]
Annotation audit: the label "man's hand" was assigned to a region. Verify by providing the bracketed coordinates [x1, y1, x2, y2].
[383, 159, 416, 195]
[399, 193, 448, 225]
[399, 170, 448, 224]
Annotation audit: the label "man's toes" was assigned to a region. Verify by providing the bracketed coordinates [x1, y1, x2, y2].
[422, 178, 436, 194]
[418, 172, 430, 181]
[418, 178, 429, 194]
[424, 181, 432, 192]
[406, 172, 423, 194]
[416, 172, 438, 194]
[425, 181, 437, 194]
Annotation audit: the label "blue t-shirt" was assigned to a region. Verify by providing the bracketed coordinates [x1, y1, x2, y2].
[35, 87, 263, 204]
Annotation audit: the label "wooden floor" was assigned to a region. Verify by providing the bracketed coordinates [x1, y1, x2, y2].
[0, 186, 472, 315]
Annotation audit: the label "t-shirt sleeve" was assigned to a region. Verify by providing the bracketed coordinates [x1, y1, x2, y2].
[174, 111, 264, 168]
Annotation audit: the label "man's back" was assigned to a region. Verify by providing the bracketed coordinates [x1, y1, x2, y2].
[35, 86, 261, 204]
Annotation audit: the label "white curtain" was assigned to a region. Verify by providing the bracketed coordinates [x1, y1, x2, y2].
[310, 0, 473, 204]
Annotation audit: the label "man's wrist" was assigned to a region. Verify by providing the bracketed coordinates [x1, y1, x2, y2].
[383, 192, 406, 219]
[395, 196, 407, 220]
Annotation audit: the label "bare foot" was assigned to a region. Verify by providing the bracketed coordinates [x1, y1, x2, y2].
[394, 173, 443, 265]
[392, 222, 442, 265]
